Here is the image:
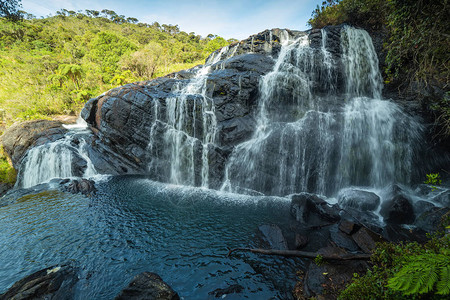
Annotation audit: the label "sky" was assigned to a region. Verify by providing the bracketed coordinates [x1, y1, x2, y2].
[21, 0, 319, 40]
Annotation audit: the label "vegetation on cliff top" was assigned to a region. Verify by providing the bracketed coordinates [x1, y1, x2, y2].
[309, 0, 450, 138]
[0, 8, 231, 125]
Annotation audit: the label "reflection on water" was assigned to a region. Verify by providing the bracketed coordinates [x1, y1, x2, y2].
[0, 176, 301, 299]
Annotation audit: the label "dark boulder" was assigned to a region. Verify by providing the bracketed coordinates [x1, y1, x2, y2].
[351, 227, 385, 253]
[339, 207, 382, 234]
[258, 224, 288, 250]
[413, 200, 436, 216]
[0, 120, 67, 169]
[60, 178, 96, 196]
[329, 224, 359, 252]
[290, 193, 340, 226]
[338, 219, 359, 235]
[380, 194, 415, 224]
[414, 207, 450, 233]
[382, 224, 428, 243]
[0, 265, 78, 300]
[115, 272, 179, 300]
[337, 188, 380, 211]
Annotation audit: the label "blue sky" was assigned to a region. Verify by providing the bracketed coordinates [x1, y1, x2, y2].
[21, 0, 319, 40]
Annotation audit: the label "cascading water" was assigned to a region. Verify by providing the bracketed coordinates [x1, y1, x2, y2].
[221, 26, 422, 196]
[17, 119, 97, 188]
[147, 46, 229, 187]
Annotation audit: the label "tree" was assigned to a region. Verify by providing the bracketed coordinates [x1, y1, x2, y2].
[120, 42, 165, 78]
[0, 0, 22, 20]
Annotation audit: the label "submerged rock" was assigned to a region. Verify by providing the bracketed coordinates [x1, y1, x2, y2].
[208, 284, 244, 298]
[0, 265, 78, 300]
[115, 272, 179, 300]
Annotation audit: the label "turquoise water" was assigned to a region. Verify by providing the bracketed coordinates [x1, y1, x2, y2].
[0, 175, 301, 299]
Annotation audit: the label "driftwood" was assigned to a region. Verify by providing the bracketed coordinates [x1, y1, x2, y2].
[226, 247, 371, 261]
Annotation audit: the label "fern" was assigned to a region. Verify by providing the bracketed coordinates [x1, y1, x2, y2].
[436, 265, 450, 295]
[388, 254, 450, 295]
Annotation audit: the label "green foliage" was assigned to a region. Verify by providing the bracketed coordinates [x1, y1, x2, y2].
[339, 231, 450, 299]
[425, 173, 442, 191]
[387, 253, 450, 295]
[0, 10, 232, 123]
[308, 0, 388, 30]
[204, 36, 229, 55]
[314, 254, 324, 266]
[0, 146, 16, 184]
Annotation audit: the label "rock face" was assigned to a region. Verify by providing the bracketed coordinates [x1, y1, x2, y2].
[0, 265, 78, 300]
[0, 120, 67, 169]
[115, 272, 179, 300]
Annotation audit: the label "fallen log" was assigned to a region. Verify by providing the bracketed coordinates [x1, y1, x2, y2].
[226, 247, 371, 261]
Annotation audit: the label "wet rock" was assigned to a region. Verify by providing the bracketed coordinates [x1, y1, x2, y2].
[290, 193, 340, 226]
[338, 220, 359, 235]
[413, 200, 436, 216]
[258, 224, 288, 250]
[414, 207, 450, 233]
[61, 178, 96, 196]
[337, 188, 380, 211]
[295, 233, 309, 249]
[351, 227, 385, 253]
[432, 189, 450, 207]
[0, 120, 67, 169]
[339, 207, 382, 234]
[0, 182, 13, 197]
[330, 225, 359, 251]
[303, 247, 369, 299]
[382, 224, 428, 243]
[115, 272, 179, 300]
[0, 265, 78, 300]
[380, 194, 415, 224]
[208, 284, 244, 298]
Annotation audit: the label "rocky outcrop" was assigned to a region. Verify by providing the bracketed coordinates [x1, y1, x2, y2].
[115, 272, 179, 300]
[0, 265, 78, 300]
[0, 120, 67, 169]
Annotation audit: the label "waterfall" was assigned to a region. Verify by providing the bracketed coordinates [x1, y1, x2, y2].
[147, 46, 229, 187]
[221, 26, 422, 196]
[17, 120, 97, 188]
